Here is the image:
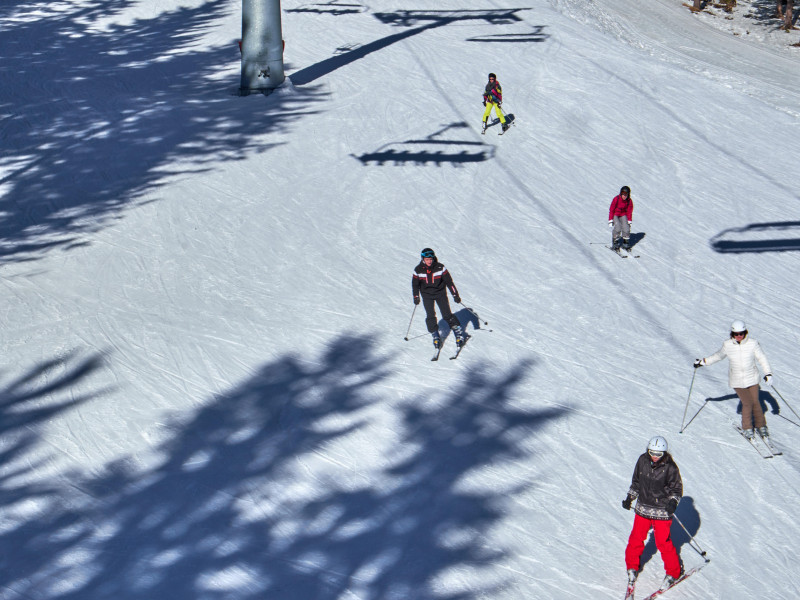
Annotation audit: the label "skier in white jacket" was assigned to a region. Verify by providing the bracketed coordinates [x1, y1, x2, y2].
[694, 320, 773, 440]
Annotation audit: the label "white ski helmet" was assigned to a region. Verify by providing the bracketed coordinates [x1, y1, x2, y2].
[647, 436, 668, 455]
[730, 320, 747, 334]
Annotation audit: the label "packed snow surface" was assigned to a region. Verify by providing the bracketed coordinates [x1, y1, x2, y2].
[1, 0, 799, 598]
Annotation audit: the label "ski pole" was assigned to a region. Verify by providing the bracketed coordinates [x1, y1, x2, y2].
[458, 302, 488, 326]
[771, 385, 800, 422]
[403, 305, 417, 341]
[672, 514, 710, 562]
[679, 369, 698, 434]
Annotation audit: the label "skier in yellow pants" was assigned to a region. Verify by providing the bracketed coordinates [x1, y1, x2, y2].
[482, 73, 508, 134]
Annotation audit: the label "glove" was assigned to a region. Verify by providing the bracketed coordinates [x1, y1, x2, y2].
[628, 222, 632, 228]
[413, 296, 420, 305]
[482, 100, 486, 106]
[764, 374, 773, 386]
[608, 220, 613, 228]
[666, 498, 678, 515]
[622, 495, 633, 510]
[693, 359, 703, 369]
[453, 294, 461, 304]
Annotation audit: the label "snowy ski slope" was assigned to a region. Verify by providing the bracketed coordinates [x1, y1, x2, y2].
[1, 0, 799, 598]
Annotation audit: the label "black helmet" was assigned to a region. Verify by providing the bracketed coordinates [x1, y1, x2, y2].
[420, 248, 436, 259]
[620, 185, 631, 196]
[488, 73, 496, 80]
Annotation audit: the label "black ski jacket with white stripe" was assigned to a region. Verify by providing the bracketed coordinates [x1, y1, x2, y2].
[412, 260, 459, 300]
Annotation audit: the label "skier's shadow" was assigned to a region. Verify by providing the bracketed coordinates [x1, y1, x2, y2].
[486, 113, 515, 130]
[628, 231, 646, 248]
[456, 306, 485, 331]
[639, 496, 702, 570]
[437, 307, 484, 343]
[727, 390, 780, 417]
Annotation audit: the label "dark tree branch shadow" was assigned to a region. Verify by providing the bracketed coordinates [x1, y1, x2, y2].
[0, 336, 563, 600]
[0, 0, 327, 263]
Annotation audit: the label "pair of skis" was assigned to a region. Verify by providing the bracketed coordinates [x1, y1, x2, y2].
[625, 562, 706, 599]
[431, 334, 470, 361]
[607, 244, 640, 259]
[734, 424, 782, 458]
[481, 119, 514, 135]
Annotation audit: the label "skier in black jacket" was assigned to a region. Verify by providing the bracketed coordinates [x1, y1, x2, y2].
[622, 436, 683, 593]
[412, 248, 466, 348]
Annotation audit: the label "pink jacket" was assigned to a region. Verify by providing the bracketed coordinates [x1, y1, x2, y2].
[609, 195, 633, 221]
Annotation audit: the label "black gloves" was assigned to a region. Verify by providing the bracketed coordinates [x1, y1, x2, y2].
[453, 294, 461, 304]
[693, 359, 703, 369]
[622, 496, 633, 510]
[413, 296, 420, 305]
[667, 498, 678, 515]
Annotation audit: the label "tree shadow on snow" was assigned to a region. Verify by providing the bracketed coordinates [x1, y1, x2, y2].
[0, 334, 564, 599]
[0, 348, 106, 442]
[0, 0, 327, 264]
[745, 0, 800, 28]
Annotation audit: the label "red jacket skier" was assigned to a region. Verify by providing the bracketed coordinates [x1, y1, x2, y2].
[608, 185, 634, 250]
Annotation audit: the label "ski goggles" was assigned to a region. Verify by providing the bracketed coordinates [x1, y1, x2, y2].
[648, 449, 664, 459]
[421, 250, 435, 258]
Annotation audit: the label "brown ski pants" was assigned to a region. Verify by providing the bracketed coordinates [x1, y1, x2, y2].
[734, 385, 766, 430]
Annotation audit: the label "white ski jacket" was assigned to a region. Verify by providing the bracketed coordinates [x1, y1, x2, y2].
[701, 335, 771, 389]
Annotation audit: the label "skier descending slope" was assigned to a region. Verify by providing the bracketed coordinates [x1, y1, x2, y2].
[412, 248, 467, 352]
[694, 320, 774, 441]
[622, 436, 684, 597]
[608, 185, 634, 251]
[481, 73, 509, 134]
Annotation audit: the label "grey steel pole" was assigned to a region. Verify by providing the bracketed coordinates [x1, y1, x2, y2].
[771, 385, 800, 422]
[403, 305, 417, 341]
[241, 0, 285, 94]
[679, 369, 698, 433]
[672, 513, 710, 561]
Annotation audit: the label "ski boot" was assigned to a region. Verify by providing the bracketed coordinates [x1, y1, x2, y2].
[743, 428, 755, 439]
[626, 569, 638, 585]
[612, 237, 621, 250]
[660, 565, 684, 591]
[758, 426, 769, 439]
[501, 121, 509, 133]
[452, 325, 466, 348]
[481, 120, 488, 134]
[622, 237, 631, 250]
[432, 331, 441, 349]
[660, 575, 676, 591]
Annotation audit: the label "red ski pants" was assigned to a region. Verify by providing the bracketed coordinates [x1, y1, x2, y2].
[625, 514, 681, 578]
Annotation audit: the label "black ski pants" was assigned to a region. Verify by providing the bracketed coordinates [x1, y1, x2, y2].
[422, 291, 460, 333]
